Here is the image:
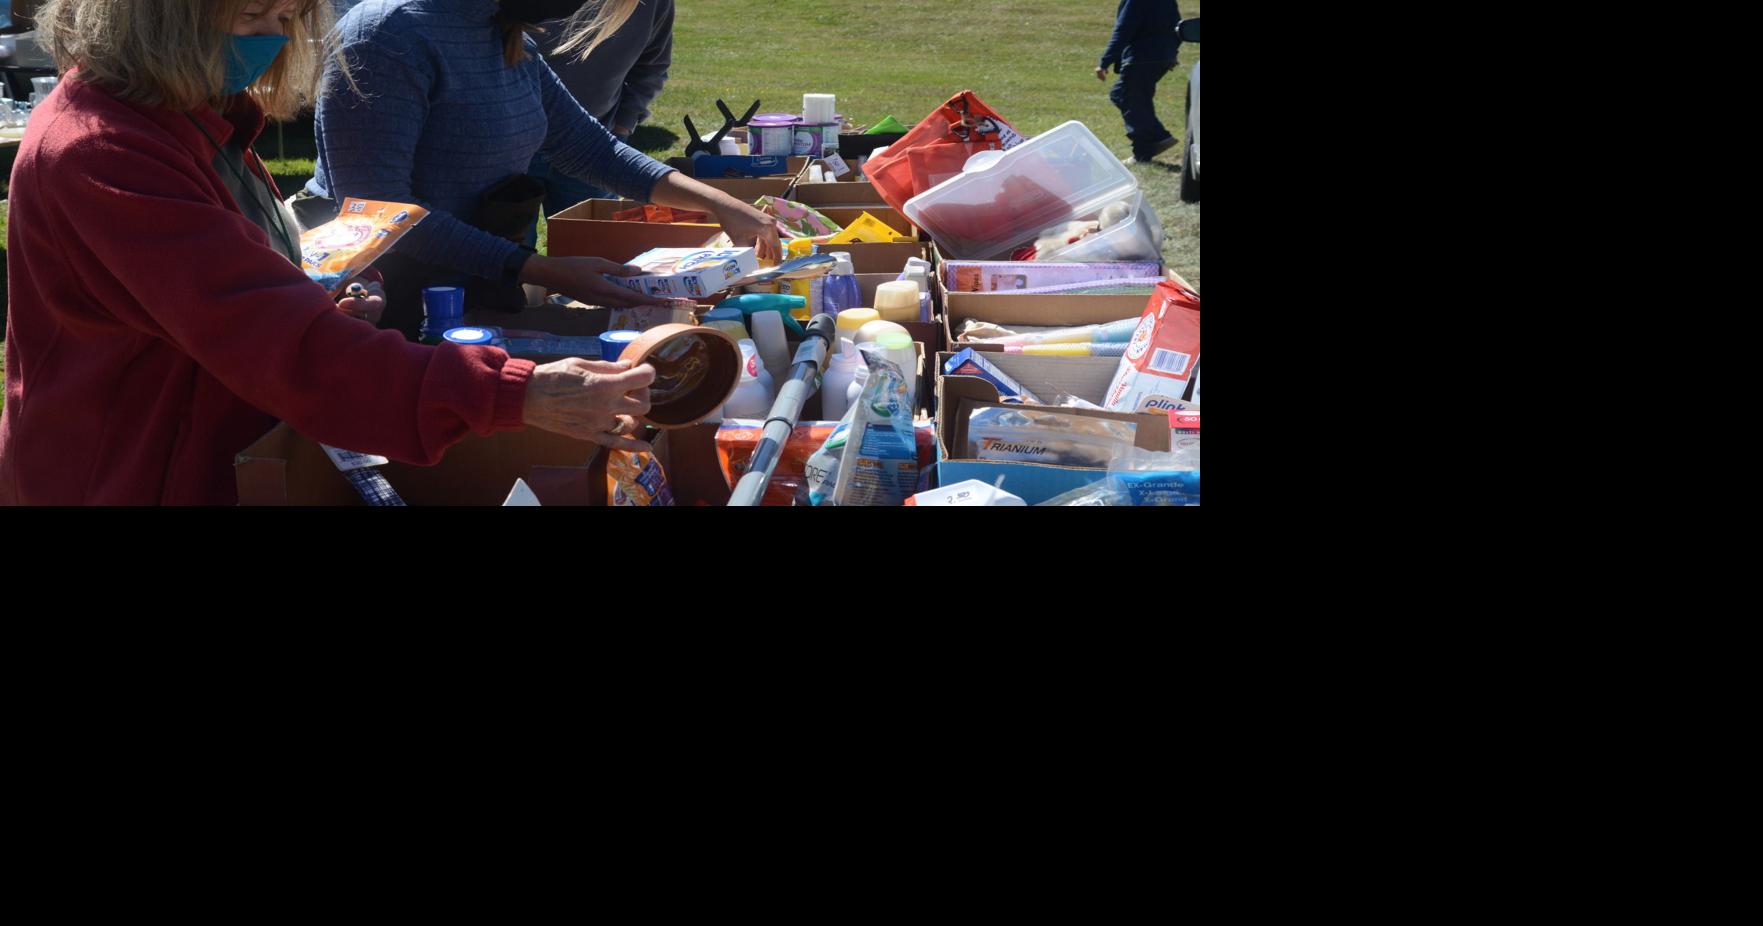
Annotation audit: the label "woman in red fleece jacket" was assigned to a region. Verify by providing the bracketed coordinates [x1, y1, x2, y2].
[0, 0, 657, 505]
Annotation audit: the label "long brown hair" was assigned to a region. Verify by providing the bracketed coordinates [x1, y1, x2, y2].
[34, 0, 338, 121]
[497, 0, 640, 67]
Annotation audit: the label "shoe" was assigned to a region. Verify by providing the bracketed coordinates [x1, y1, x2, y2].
[1149, 135, 1179, 159]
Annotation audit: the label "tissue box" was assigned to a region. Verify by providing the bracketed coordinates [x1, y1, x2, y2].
[614, 247, 758, 299]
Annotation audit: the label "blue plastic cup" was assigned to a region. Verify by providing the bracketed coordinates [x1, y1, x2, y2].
[422, 286, 465, 322]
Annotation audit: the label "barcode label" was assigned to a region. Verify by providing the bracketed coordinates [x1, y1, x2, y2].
[322, 444, 390, 472]
[1149, 349, 1192, 376]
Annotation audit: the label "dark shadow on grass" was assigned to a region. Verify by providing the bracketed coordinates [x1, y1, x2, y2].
[627, 124, 680, 156]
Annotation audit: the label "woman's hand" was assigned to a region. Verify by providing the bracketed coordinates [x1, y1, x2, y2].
[522, 358, 656, 450]
[710, 200, 783, 264]
[519, 255, 674, 309]
[336, 280, 386, 326]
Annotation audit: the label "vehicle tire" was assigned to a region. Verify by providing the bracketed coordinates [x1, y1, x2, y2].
[1179, 88, 1200, 203]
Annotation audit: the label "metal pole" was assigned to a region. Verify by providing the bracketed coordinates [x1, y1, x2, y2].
[728, 314, 837, 506]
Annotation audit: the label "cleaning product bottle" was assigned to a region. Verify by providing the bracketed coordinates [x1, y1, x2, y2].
[845, 359, 871, 413]
[855, 318, 909, 347]
[723, 340, 774, 419]
[750, 309, 792, 386]
[701, 306, 751, 343]
[876, 330, 919, 411]
[821, 340, 862, 421]
[900, 258, 933, 322]
[835, 308, 880, 354]
[873, 281, 920, 324]
[779, 239, 822, 321]
[822, 252, 861, 316]
[718, 293, 808, 337]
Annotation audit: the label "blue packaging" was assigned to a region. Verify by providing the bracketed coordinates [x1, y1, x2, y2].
[941, 348, 1043, 404]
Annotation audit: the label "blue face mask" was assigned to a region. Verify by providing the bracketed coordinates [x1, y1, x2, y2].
[223, 34, 289, 94]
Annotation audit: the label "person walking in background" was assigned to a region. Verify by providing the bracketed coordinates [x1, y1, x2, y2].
[1095, 0, 1182, 165]
[527, 0, 672, 224]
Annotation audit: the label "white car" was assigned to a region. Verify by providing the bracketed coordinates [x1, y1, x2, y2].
[1179, 18, 1200, 203]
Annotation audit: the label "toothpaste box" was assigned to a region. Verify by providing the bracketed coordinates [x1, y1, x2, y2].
[1103, 281, 1201, 415]
[942, 347, 1043, 404]
[614, 247, 759, 299]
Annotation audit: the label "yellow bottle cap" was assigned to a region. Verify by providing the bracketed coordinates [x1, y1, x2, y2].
[836, 308, 880, 339]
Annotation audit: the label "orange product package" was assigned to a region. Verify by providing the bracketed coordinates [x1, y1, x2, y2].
[715, 419, 938, 507]
[611, 204, 713, 224]
[300, 198, 430, 297]
[608, 450, 673, 506]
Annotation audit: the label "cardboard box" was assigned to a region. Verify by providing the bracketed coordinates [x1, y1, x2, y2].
[792, 178, 889, 209]
[942, 284, 1152, 352]
[935, 350, 1124, 409]
[932, 374, 1171, 505]
[546, 199, 722, 264]
[665, 155, 812, 202]
[833, 241, 930, 275]
[235, 422, 732, 506]
[817, 207, 918, 240]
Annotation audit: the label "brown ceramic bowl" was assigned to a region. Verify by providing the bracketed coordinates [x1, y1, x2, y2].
[618, 323, 742, 429]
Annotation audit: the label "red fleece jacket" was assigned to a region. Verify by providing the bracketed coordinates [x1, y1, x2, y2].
[0, 76, 536, 505]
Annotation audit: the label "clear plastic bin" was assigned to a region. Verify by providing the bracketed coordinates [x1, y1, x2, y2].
[902, 121, 1140, 260]
[1037, 190, 1163, 263]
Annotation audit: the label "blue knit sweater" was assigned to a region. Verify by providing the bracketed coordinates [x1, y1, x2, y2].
[306, 0, 675, 281]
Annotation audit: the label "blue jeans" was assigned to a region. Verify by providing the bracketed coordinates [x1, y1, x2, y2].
[1109, 61, 1176, 160]
[524, 149, 613, 249]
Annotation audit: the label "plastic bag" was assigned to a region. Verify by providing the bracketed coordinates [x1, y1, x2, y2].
[608, 450, 673, 506]
[300, 198, 429, 297]
[965, 406, 1138, 467]
[831, 350, 919, 506]
[864, 91, 1025, 216]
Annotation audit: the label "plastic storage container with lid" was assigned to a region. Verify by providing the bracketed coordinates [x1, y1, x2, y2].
[901, 121, 1163, 262]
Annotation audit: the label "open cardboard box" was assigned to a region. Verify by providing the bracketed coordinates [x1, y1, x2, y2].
[831, 240, 931, 275]
[816, 206, 919, 240]
[932, 371, 1171, 505]
[940, 266, 1195, 352]
[665, 155, 812, 202]
[792, 177, 889, 209]
[546, 199, 723, 264]
[235, 419, 732, 506]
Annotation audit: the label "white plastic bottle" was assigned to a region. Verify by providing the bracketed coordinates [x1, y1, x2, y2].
[723, 340, 775, 419]
[845, 362, 870, 413]
[750, 309, 792, 386]
[821, 341, 862, 421]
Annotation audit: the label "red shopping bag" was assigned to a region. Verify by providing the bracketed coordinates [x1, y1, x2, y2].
[865, 91, 1024, 215]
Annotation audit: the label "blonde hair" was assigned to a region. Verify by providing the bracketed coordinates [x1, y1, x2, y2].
[500, 0, 641, 66]
[34, 0, 337, 121]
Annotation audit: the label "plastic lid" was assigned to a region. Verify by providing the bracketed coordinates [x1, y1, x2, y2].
[829, 252, 855, 275]
[751, 113, 800, 126]
[443, 327, 495, 345]
[855, 319, 909, 345]
[876, 331, 913, 351]
[703, 307, 743, 322]
[836, 308, 880, 336]
[600, 329, 641, 361]
[874, 281, 920, 314]
[901, 121, 1140, 260]
[827, 347, 860, 370]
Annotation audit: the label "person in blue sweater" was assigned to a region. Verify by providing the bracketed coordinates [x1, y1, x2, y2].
[1095, 0, 1183, 165]
[303, 0, 778, 339]
[526, 0, 673, 226]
